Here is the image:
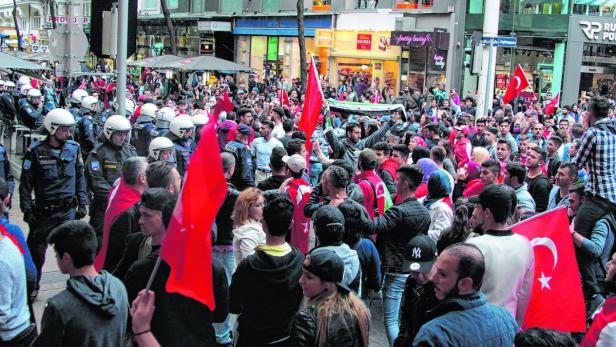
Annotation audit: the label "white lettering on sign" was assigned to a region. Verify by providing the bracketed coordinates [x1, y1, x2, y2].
[580, 20, 616, 42]
[47, 16, 90, 24]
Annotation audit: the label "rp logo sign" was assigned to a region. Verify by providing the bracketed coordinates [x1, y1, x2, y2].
[580, 21, 602, 40]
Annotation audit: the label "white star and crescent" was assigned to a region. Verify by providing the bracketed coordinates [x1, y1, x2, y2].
[530, 237, 559, 291]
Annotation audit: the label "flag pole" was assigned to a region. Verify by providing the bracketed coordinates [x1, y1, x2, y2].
[144, 255, 162, 291]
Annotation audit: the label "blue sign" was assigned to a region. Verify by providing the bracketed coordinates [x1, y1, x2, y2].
[482, 36, 517, 48]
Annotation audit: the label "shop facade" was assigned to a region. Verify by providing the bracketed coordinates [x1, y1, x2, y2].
[233, 15, 332, 82]
[562, 15, 616, 105]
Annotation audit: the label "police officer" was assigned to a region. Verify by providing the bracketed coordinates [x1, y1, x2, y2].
[165, 115, 194, 177]
[18, 88, 44, 129]
[148, 136, 175, 163]
[75, 95, 100, 158]
[224, 123, 254, 190]
[191, 113, 208, 151]
[19, 108, 89, 298]
[68, 89, 88, 121]
[85, 115, 137, 242]
[131, 102, 157, 156]
[0, 80, 16, 136]
[152, 106, 174, 137]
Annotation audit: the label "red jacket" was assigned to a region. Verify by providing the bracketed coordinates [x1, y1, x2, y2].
[462, 178, 483, 198]
[286, 178, 312, 254]
[581, 296, 616, 347]
[380, 158, 399, 183]
[355, 170, 387, 219]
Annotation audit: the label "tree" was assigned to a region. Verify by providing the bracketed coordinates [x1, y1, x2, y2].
[161, 0, 177, 55]
[296, 0, 307, 92]
[12, 0, 21, 51]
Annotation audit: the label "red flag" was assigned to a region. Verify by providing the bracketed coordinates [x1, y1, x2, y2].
[298, 57, 324, 157]
[502, 65, 529, 104]
[544, 91, 561, 116]
[512, 207, 586, 332]
[159, 95, 232, 310]
[94, 179, 142, 271]
[281, 88, 290, 108]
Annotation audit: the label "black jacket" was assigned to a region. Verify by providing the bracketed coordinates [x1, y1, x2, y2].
[369, 197, 431, 273]
[112, 233, 155, 282]
[230, 246, 304, 344]
[124, 254, 228, 347]
[304, 182, 365, 218]
[214, 181, 240, 246]
[325, 121, 394, 169]
[103, 203, 140, 272]
[394, 277, 438, 347]
[526, 174, 551, 213]
[290, 304, 366, 347]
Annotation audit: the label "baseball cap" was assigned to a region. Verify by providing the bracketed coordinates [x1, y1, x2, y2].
[468, 184, 512, 218]
[303, 248, 350, 294]
[312, 205, 345, 244]
[404, 234, 437, 274]
[282, 154, 306, 173]
[237, 124, 252, 136]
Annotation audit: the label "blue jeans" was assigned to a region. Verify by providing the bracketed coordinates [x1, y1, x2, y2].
[382, 273, 408, 347]
[212, 248, 236, 344]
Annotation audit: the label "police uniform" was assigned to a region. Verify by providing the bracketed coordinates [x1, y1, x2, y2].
[76, 111, 99, 158]
[224, 140, 254, 191]
[164, 132, 193, 177]
[85, 140, 137, 240]
[0, 90, 16, 135]
[131, 121, 156, 157]
[18, 100, 43, 130]
[19, 139, 88, 290]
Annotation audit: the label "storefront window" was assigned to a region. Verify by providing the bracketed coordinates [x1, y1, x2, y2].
[192, 0, 202, 13]
[262, 0, 281, 13]
[357, 0, 379, 9]
[573, 3, 616, 16]
[221, 0, 243, 14]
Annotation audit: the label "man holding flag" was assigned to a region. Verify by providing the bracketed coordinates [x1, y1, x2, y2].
[502, 65, 529, 105]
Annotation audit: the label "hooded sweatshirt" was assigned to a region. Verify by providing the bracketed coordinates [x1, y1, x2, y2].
[318, 243, 361, 290]
[32, 271, 129, 347]
[230, 245, 304, 344]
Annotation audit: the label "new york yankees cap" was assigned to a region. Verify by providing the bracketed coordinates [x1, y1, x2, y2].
[404, 234, 437, 274]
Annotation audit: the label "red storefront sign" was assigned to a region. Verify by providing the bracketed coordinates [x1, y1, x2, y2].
[357, 34, 372, 50]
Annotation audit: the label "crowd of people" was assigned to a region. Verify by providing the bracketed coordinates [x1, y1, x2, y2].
[0, 69, 615, 347]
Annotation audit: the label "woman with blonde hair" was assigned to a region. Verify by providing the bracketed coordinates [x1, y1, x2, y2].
[290, 248, 370, 347]
[231, 188, 266, 264]
[472, 146, 490, 164]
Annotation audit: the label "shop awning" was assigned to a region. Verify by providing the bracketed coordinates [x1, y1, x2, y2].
[24, 51, 56, 62]
[327, 99, 407, 121]
[0, 52, 49, 70]
[167, 56, 252, 72]
[127, 55, 182, 68]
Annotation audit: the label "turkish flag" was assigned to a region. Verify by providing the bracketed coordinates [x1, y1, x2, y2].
[298, 57, 324, 157]
[544, 91, 561, 116]
[159, 94, 232, 310]
[94, 179, 142, 271]
[281, 88, 291, 108]
[512, 206, 586, 332]
[502, 65, 529, 104]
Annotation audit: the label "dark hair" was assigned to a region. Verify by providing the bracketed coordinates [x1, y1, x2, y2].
[327, 165, 349, 189]
[146, 161, 176, 189]
[443, 243, 485, 290]
[506, 162, 527, 184]
[529, 147, 547, 162]
[476, 118, 487, 125]
[162, 197, 177, 229]
[338, 199, 371, 246]
[589, 96, 610, 119]
[558, 162, 578, 180]
[496, 139, 511, 151]
[121, 157, 148, 186]
[282, 118, 294, 132]
[345, 122, 361, 134]
[424, 122, 439, 134]
[238, 107, 253, 118]
[437, 204, 472, 254]
[392, 144, 410, 158]
[430, 146, 446, 164]
[549, 135, 563, 148]
[372, 141, 392, 156]
[498, 119, 510, 126]
[272, 107, 285, 120]
[411, 146, 431, 164]
[47, 221, 98, 268]
[286, 138, 305, 156]
[571, 123, 584, 139]
[570, 183, 585, 197]
[481, 159, 501, 178]
[514, 328, 577, 347]
[0, 178, 8, 201]
[331, 160, 355, 182]
[261, 120, 274, 130]
[291, 131, 306, 140]
[264, 197, 294, 237]
[397, 164, 423, 191]
[270, 146, 287, 170]
[141, 187, 176, 211]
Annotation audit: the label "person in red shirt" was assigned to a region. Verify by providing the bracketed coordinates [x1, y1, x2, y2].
[279, 154, 312, 254]
[373, 142, 398, 202]
[354, 149, 389, 219]
[582, 251, 616, 347]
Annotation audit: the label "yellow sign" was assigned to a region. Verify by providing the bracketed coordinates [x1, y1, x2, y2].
[331, 30, 400, 60]
[315, 29, 334, 48]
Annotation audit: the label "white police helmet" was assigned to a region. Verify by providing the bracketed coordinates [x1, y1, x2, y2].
[103, 115, 132, 140]
[148, 136, 175, 161]
[139, 103, 158, 122]
[20, 85, 32, 96]
[192, 113, 209, 126]
[169, 114, 194, 138]
[27, 88, 42, 101]
[4, 81, 15, 89]
[156, 107, 175, 129]
[18, 76, 31, 88]
[81, 96, 99, 112]
[44, 108, 75, 135]
[71, 89, 89, 102]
